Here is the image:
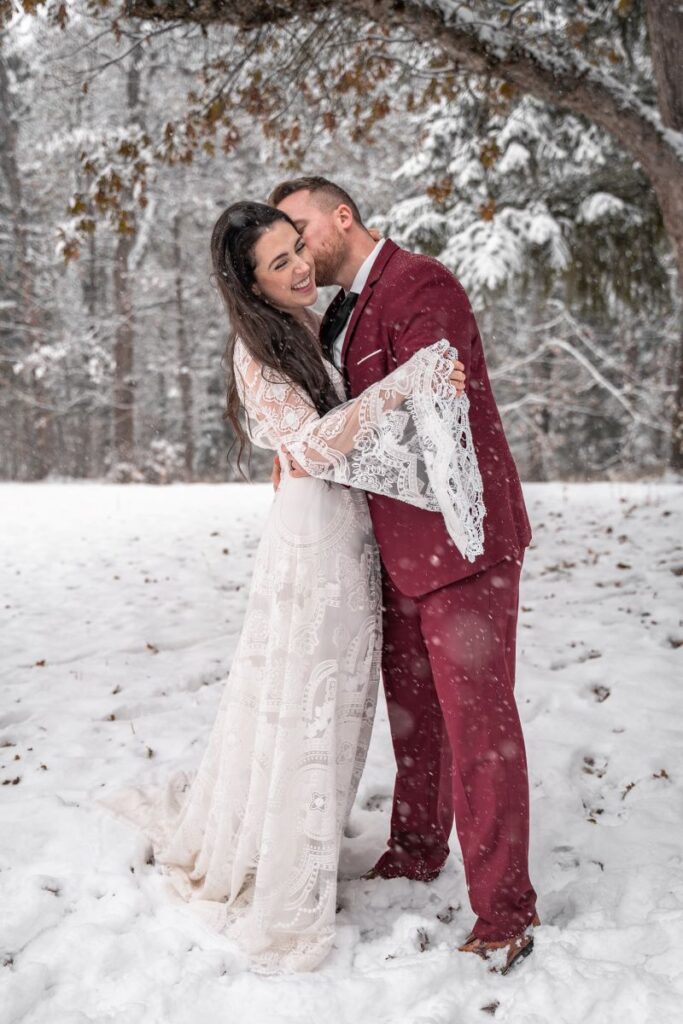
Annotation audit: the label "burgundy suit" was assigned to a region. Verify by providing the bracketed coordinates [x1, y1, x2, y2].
[322, 239, 537, 941]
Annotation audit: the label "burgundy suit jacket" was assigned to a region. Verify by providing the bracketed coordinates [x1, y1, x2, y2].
[321, 239, 532, 598]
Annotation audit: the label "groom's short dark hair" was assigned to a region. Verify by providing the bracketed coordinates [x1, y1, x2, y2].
[268, 176, 364, 224]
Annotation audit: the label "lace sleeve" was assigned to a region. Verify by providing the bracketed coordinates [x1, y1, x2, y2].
[234, 338, 319, 450]
[285, 339, 486, 563]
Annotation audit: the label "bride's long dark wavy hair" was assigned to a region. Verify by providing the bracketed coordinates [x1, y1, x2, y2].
[210, 201, 340, 474]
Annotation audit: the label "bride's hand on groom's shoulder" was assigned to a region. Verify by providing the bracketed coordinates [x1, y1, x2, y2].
[450, 358, 466, 395]
[368, 227, 382, 242]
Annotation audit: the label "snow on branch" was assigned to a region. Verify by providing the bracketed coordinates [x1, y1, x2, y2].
[123, 0, 683, 186]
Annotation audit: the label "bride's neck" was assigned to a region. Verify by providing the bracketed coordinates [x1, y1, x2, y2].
[291, 306, 319, 338]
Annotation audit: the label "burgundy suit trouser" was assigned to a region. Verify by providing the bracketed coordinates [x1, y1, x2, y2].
[380, 554, 537, 941]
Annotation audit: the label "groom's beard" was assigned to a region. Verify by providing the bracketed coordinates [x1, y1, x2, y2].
[311, 231, 346, 287]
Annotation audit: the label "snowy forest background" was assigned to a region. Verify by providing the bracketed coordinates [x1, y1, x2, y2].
[2, 7, 683, 1020]
[1, 0, 682, 485]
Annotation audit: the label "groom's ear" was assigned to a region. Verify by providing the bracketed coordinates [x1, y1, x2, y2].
[335, 204, 355, 231]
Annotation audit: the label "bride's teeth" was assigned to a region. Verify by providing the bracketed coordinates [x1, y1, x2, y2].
[293, 276, 310, 291]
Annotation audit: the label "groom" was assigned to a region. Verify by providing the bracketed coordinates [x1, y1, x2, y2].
[269, 176, 539, 972]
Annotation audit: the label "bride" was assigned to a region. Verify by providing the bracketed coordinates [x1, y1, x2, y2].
[98, 201, 483, 973]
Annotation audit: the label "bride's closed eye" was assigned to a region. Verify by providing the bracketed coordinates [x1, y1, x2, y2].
[274, 239, 306, 271]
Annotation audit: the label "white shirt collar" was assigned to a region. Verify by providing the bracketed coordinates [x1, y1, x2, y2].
[349, 239, 386, 295]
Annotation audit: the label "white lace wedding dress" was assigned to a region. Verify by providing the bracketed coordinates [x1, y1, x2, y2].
[98, 336, 485, 973]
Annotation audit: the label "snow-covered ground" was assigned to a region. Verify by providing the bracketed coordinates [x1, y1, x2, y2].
[1, 481, 682, 1024]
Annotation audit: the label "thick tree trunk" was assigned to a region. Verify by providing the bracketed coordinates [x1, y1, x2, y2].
[646, 0, 683, 468]
[172, 212, 194, 477]
[646, 0, 683, 131]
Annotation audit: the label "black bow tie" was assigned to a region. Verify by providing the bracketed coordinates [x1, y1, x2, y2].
[321, 291, 359, 357]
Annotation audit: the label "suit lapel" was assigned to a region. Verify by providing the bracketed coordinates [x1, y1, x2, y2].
[340, 239, 399, 369]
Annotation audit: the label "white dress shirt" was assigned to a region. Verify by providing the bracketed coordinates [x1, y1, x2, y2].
[332, 239, 386, 370]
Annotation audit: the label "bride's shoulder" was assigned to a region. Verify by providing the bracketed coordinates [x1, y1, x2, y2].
[232, 337, 260, 389]
[233, 335, 252, 367]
